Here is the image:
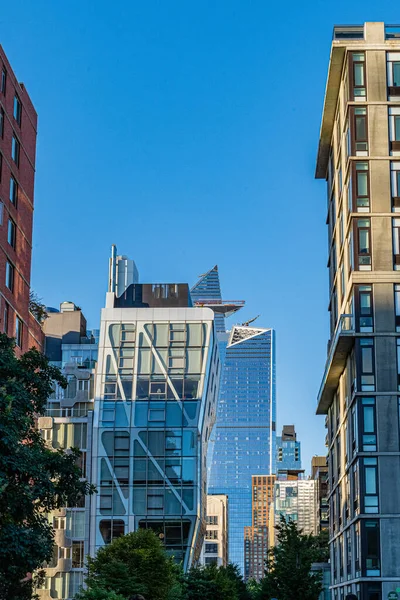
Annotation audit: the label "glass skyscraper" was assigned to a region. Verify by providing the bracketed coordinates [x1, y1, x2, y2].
[276, 425, 301, 472]
[191, 268, 276, 574]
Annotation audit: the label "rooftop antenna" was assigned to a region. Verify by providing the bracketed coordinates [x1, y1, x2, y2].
[241, 315, 260, 327]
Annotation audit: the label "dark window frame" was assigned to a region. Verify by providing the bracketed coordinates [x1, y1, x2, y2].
[7, 218, 16, 249]
[349, 52, 366, 100]
[15, 316, 23, 348]
[1, 68, 6, 95]
[11, 134, 20, 167]
[354, 218, 372, 269]
[359, 397, 377, 451]
[350, 106, 369, 155]
[13, 95, 21, 126]
[5, 261, 14, 292]
[9, 176, 18, 207]
[355, 284, 374, 332]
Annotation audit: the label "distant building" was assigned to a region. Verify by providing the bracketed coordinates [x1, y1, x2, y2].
[192, 266, 276, 574]
[244, 475, 275, 581]
[311, 456, 329, 533]
[272, 475, 317, 539]
[0, 45, 43, 352]
[38, 302, 98, 599]
[200, 495, 229, 567]
[276, 425, 301, 472]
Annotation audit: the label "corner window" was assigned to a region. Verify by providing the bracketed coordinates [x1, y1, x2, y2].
[350, 52, 366, 100]
[350, 162, 370, 212]
[389, 107, 400, 153]
[393, 218, 400, 268]
[351, 107, 368, 155]
[11, 135, 20, 166]
[391, 162, 400, 211]
[354, 219, 371, 270]
[1, 68, 6, 94]
[363, 458, 378, 514]
[15, 316, 23, 348]
[364, 520, 380, 576]
[5, 261, 14, 292]
[13, 95, 21, 125]
[387, 52, 400, 96]
[395, 285, 400, 331]
[361, 397, 377, 451]
[7, 219, 16, 249]
[356, 285, 373, 332]
[9, 176, 18, 206]
[358, 339, 375, 391]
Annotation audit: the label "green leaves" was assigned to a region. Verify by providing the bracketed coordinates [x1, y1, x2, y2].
[78, 529, 180, 600]
[0, 334, 94, 600]
[258, 517, 325, 600]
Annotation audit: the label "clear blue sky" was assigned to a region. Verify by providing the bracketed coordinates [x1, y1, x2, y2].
[2, 0, 398, 471]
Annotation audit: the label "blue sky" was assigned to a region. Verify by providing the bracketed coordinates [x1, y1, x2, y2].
[2, 0, 399, 471]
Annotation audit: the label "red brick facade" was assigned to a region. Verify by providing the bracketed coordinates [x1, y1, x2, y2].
[0, 45, 43, 353]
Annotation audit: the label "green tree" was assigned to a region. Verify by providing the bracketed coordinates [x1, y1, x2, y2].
[258, 517, 323, 600]
[77, 528, 181, 600]
[312, 529, 330, 563]
[184, 562, 250, 600]
[246, 578, 262, 600]
[29, 290, 48, 324]
[0, 334, 95, 600]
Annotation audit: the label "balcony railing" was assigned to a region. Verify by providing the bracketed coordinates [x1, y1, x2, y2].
[317, 314, 355, 415]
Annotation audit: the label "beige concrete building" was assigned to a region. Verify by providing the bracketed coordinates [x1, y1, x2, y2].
[316, 22, 400, 600]
[37, 303, 98, 600]
[200, 494, 228, 567]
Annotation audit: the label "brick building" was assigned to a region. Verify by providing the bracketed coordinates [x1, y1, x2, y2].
[0, 45, 42, 352]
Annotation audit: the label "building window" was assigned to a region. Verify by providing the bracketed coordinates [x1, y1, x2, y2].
[393, 218, 400, 268]
[350, 162, 370, 212]
[13, 95, 21, 125]
[364, 520, 380, 576]
[9, 176, 18, 206]
[389, 107, 400, 153]
[391, 162, 400, 211]
[363, 457, 378, 514]
[361, 397, 377, 451]
[15, 317, 23, 348]
[350, 52, 366, 100]
[11, 135, 20, 166]
[7, 219, 16, 249]
[1, 68, 6, 94]
[354, 219, 371, 270]
[205, 543, 218, 554]
[0, 201, 3, 226]
[5, 261, 14, 292]
[395, 285, 400, 331]
[206, 515, 218, 525]
[355, 285, 373, 332]
[351, 107, 368, 155]
[3, 302, 9, 335]
[387, 52, 400, 95]
[0, 108, 3, 138]
[358, 339, 375, 391]
[352, 461, 359, 516]
[71, 541, 84, 568]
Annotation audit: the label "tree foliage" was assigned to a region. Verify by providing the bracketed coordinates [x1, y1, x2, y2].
[29, 290, 48, 324]
[0, 334, 95, 600]
[77, 528, 181, 600]
[184, 562, 252, 600]
[258, 517, 324, 600]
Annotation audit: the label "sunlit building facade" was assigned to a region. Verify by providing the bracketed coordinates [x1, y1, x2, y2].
[38, 302, 98, 600]
[90, 248, 220, 571]
[316, 20, 400, 600]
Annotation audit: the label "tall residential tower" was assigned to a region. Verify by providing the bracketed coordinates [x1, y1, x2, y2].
[316, 22, 400, 600]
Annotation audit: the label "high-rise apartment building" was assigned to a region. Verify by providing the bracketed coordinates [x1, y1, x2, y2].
[192, 267, 276, 574]
[90, 248, 220, 571]
[276, 425, 301, 471]
[200, 494, 229, 567]
[316, 22, 400, 600]
[0, 46, 42, 352]
[244, 475, 276, 581]
[311, 456, 329, 533]
[272, 477, 317, 538]
[38, 302, 98, 600]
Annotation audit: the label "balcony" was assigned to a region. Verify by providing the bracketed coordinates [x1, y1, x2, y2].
[333, 25, 364, 40]
[317, 315, 355, 415]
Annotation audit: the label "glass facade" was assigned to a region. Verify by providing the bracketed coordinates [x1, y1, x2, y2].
[208, 326, 276, 573]
[276, 427, 301, 471]
[91, 310, 219, 571]
[190, 265, 225, 333]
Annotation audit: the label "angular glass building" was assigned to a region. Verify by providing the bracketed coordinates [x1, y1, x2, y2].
[90, 248, 220, 570]
[191, 267, 276, 574]
[208, 326, 276, 573]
